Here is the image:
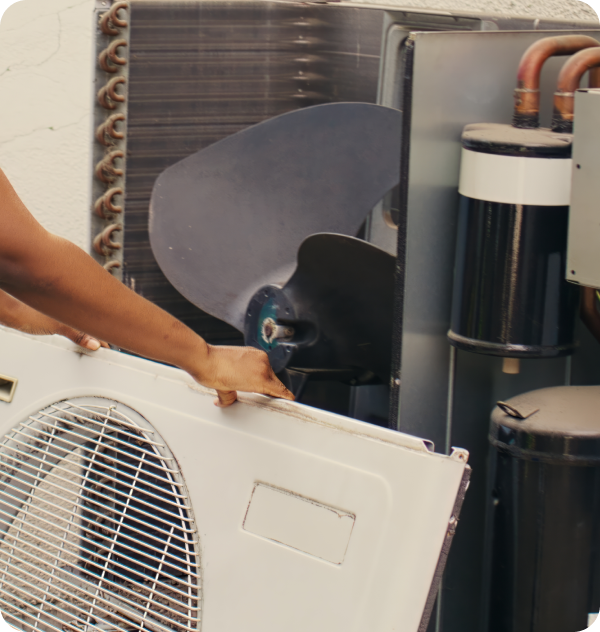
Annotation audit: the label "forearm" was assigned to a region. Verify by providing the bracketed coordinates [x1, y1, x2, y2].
[0, 168, 293, 405]
[0, 289, 49, 333]
[0, 231, 209, 376]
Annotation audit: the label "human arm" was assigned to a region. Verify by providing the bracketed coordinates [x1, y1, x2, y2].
[0, 288, 109, 350]
[0, 168, 293, 406]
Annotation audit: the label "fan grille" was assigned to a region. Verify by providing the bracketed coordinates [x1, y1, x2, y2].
[0, 398, 201, 632]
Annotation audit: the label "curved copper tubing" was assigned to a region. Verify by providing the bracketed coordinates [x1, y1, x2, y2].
[99, 1, 128, 36]
[95, 150, 124, 183]
[97, 87, 114, 110]
[103, 260, 122, 273]
[97, 77, 126, 110]
[94, 187, 123, 219]
[99, 40, 128, 73]
[95, 113, 126, 146]
[106, 76, 126, 102]
[108, 1, 129, 28]
[552, 47, 600, 132]
[93, 224, 122, 256]
[590, 66, 600, 88]
[513, 34, 600, 128]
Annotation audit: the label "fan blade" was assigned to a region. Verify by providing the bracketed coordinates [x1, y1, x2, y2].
[149, 102, 401, 331]
[244, 233, 395, 382]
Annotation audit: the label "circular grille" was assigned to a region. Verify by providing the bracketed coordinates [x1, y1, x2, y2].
[0, 398, 201, 632]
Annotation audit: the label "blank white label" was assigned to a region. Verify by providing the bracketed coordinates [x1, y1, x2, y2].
[459, 148, 572, 206]
[243, 484, 355, 564]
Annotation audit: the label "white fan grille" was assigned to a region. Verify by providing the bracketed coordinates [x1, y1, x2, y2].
[0, 398, 201, 632]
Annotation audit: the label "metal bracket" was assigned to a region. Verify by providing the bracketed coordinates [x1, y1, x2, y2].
[450, 447, 469, 463]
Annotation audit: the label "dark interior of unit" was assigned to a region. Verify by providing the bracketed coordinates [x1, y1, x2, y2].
[121, 1, 500, 418]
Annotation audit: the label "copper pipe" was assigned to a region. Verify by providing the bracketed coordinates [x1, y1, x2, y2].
[97, 86, 115, 110]
[581, 287, 600, 345]
[106, 76, 126, 102]
[513, 35, 600, 129]
[552, 47, 600, 132]
[99, 40, 127, 73]
[103, 261, 122, 273]
[95, 150, 124, 183]
[95, 113, 125, 146]
[94, 188, 123, 219]
[93, 225, 122, 256]
[590, 66, 600, 88]
[99, 2, 128, 36]
[97, 77, 126, 110]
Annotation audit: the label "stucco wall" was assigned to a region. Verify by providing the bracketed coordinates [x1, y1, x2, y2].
[359, 0, 597, 20]
[0, 0, 597, 254]
[0, 0, 95, 251]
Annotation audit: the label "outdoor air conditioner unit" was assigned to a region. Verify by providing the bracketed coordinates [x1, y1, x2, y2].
[0, 326, 469, 632]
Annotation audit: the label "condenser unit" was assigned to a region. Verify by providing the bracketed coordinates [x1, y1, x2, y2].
[0, 326, 469, 632]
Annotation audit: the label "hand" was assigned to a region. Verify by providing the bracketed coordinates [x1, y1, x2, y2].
[191, 345, 295, 407]
[43, 321, 110, 351]
[0, 289, 109, 351]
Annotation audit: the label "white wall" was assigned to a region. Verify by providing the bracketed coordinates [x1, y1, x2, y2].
[359, 0, 597, 20]
[0, 0, 95, 251]
[0, 0, 596, 255]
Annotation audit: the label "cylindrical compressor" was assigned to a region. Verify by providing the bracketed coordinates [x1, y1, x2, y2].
[486, 386, 600, 632]
[448, 124, 579, 357]
[448, 35, 600, 360]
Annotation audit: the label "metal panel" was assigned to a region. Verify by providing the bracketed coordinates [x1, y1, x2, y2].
[0, 326, 468, 632]
[382, 28, 600, 632]
[242, 483, 356, 565]
[394, 27, 600, 451]
[568, 88, 600, 290]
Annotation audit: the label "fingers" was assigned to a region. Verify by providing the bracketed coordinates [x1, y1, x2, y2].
[263, 373, 295, 401]
[215, 390, 237, 408]
[62, 328, 105, 351]
[249, 350, 294, 401]
[197, 346, 295, 406]
[82, 336, 101, 351]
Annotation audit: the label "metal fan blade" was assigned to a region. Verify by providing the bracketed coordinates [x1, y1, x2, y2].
[244, 233, 396, 383]
[149, 102, 401, 331]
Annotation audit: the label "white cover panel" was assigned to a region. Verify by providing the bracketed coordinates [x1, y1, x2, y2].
[0, 327, 468, 632]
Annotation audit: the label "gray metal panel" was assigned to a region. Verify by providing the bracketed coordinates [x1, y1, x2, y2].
[568, 88, 600, 290]
[397, 27, 600, 449]
[386, 28, 600, 632]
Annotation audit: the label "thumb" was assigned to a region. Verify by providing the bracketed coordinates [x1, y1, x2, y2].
[214, 390, 237, 408]
[63, 329, 102, 351]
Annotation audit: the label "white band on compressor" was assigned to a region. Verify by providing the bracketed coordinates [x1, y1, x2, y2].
[458, 148, 572, 206]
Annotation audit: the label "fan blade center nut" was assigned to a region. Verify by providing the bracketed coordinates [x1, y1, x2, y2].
[261, 318, 295, 344]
